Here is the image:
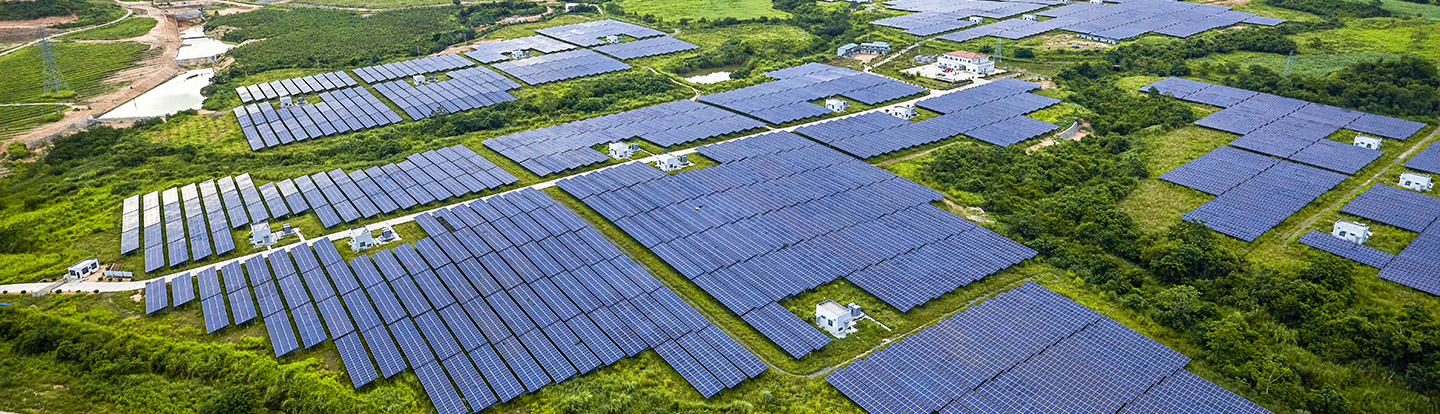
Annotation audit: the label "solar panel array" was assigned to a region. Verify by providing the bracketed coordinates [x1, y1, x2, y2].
[1142, 77, 1426, 140]
[934, 0, 1282, 43]
[594, 36, 699, 60]
[146, 186, 767, 413]
[491, 49, 631, 85]
[236, 72, 357, 103]
[1297, 230, 1394, 269]
[120, 146, 515, 266]
[465, 35, 577, 63]
[1159, 146, 1278, 196]
[872, 0, 1048, 36]
[698, 63, 926, 124]
[145, 277, 168, 314]
[1339, 185, 1440, 233]
[793, 79, 1058, 156]
[1377, 225, 1440, 296]
[1405, 142, 1440, 174]
[131, 177, 251, 272]
[828, 282, 1268, 414]
[484, 99, 766, 176]
[1182, 161, 1346, 242]
[534, 19, 665, 47]
[354, 54, 476, 84]
[374, 66, 522, 120]
[557, 132, 1036, 358]
[237, 87, 403, 151]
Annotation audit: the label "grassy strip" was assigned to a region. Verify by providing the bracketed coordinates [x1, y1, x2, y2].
[58, 16, 157, 41]
[0, 41, 149, 104]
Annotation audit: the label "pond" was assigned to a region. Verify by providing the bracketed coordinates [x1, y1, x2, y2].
[99, 69, 213, 119]
[683, 66, 737, 84]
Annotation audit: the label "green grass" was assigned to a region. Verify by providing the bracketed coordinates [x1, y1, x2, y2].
[1189, 50, 1416, 78]
[0, 104, 65, 138]
[58, 16, 157, 41]
[1292, 18, 1440, 61]
[0, 41, 149, 104]
[614, 0, 788, 21]
[1340, 0, 1440, 20]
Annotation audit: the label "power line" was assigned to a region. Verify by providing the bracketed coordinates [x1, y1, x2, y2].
[39, 28, 70, 96]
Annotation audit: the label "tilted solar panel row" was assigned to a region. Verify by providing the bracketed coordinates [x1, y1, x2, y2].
[373, 66, 522, 120]
[534, 19, 665, 47]
[1182, 160, 1347, 242]
[237, 87, 403, 151]
[236, 71, 357, 103]
[593, 36, 699, 60]
[491, 49, 632, 85]
[484, 99, 765, 176]
[353, 54, 476, 84]
[1142, 77, 1425, 140]
[698, 63, 925, 124]
[465, 35, 577, 63]
[1297, 230, 1395, 269]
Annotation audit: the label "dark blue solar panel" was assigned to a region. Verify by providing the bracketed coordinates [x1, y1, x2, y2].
[471, 343, 526, 402]
[1298, 230, 1394, 269]
[293, 302, 328, 348]
[317, 296, 355, 337]
[495, 336, 550, 392]
[1339, 185, 1440, 232]
[655, 340, 723, 398]
[392, 318, 436, 368]
[335, 333, 379, 388]
[362, 325, 407, 378]
[264, 311, 300, 357]
[415, 362, 469, 414]
[228, 288, 257, 325]
[416, 311, 463, 359]
[171, 272, 196, 306]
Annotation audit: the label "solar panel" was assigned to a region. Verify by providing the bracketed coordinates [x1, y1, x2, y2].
[1339, 185, 1440, 232]
[202, 294, 229, 333]
[491, 49, 631, 85]
[264, 311, 300, 357]
[535, 19, 665, 47]
[145, 278, 168, 314]
[335, 333, 380, 388]
[1297, 230, 1394, 268]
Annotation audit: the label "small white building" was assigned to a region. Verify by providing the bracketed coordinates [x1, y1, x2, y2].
[968, 16, 984, 23]
[884, 105, 918, 120]
[604, 35, 622, 44]
[249, 222, 278, 248]
[938, 50, 995, 75]
[1354, 134, 1382, 150]
[508, 50, 529, 60]
[824, 98, 849, 113]
[1332, 220, 1371, 244]
[67, 258, 100, 280]
[564, 2, 579, 12]
[1400, 171, 1433, 192]
[349, 226, 377, 252]
[413, 74, 428, 85]
[656, 153, 690, 172]
[815, 300, 863, 338]
[608, 142, 639, 159]
[1021, 14, 1038, 21]
[279, 96, 294, 108]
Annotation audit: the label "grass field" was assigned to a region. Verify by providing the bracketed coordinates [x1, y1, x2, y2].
[484, 14, 597, 40]
[1340, 0, 1440, 20]
[0, 41, 149, 104]
[58, 16, 157, 41]
[614, 0, 788, 21]
[1189, 50, 1415, 77]
[1292, 18, 1440, 61]
[0, 104, 65, 138]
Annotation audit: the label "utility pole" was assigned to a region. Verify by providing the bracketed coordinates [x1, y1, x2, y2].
[1283, 50, 1294, 76]
[39, 28, 69, 96]
[995, 39, 1002, 65]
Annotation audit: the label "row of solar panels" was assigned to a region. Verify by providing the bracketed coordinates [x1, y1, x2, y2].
[828, 282, 1269, 414]
[1298, 184, 1440, 295]
[1143, 77, 1425, 140]
[556, 133, 1037, 357]
[699, 63, 926, 124]
[593, 36, 699, 60]
[124, 175, 264, 272]
[145, 186, 766, 412]
[236, 71, 357, 103]
[872, 0, 1044, 36]
[484, 99, 767, 176]
[466, 35, 577, 63]
[793, 81, 1059, 157]
[373, 66, 522, 120]
[1176, 152, 1347, 242]
[119, 145, 517, 269]
[932, 0, 1283, 44]
[534, 19, 665, 47]
[354, 54, 477, 84]
[237, 87, 403, 151]
[491, 49, 632, 85]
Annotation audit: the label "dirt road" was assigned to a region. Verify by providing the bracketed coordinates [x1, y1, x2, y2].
[5, 2, 183, 148]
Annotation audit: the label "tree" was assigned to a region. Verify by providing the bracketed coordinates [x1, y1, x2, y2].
[1151, 285, 1206, 329]
[1015, 48, 1034, 58]
[198, 386, 259, 414]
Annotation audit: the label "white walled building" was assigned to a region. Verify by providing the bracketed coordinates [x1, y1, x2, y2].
[656, 153, 690, 171]
[67, 258, 100, 280]
[1400, 171, 1433, 192]
[816, 300, 862, 338]
[1332, 220, 1371, 244]
[608, 142, 638, 159]
[938, 50, 995, 75]
[824, 98, 849, 113]
[883, 105, 917, 120]
[1354, 134, 1382, 150]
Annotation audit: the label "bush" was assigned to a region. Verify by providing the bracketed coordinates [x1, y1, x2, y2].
[1015, 48, 1034, 59]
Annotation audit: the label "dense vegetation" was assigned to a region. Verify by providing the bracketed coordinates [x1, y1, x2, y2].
[0, 0, 122, 29]
[1268, 0, 1392, 18]
[457, 1, 545, 27]
[209, 8, 470, 75]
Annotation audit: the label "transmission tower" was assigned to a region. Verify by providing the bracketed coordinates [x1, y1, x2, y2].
[995, 40, 1002, 65]
[39, 29, 69, 96]
[1282, 50, 1294, 76]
